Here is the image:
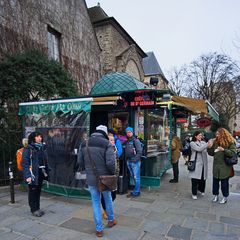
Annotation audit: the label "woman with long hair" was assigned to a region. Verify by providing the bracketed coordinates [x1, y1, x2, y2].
[189, 131, 209, 199]
[22, 131, 50, 217]
[208, 128, 236, 204]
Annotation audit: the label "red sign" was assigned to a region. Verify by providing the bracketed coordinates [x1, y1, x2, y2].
[196, 117, 212, 128]
[176, 118, 188, 123]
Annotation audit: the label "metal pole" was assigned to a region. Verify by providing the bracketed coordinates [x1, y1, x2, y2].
[8, 161, 15, 204]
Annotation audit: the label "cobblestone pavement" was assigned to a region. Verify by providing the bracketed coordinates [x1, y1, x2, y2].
[0, 156, 240, 240]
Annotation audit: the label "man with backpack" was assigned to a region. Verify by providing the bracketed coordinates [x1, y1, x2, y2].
[124, 127, 142, 198]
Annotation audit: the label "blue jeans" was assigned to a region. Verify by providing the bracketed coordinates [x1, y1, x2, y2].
[88, 186, 114, 231]
[127, 161, 141, 195]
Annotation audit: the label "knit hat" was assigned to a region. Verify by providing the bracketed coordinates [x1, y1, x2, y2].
[96, 125, 108, 135]
[125, 127, 134, 133]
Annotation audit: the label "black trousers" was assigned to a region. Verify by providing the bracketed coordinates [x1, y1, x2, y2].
[191, 168, 205, 195]
[172, 162, 179, 180]
[101, 191, 116, 210]
[212, 177, 229, 197]
[28, 169, 44, 213]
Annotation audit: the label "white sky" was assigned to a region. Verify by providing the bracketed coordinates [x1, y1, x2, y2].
[86, 0, 240, 75]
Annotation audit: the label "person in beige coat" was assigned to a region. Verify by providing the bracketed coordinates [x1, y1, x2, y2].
[169, 134, 182, 183]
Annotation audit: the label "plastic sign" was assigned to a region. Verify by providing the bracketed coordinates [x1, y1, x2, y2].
[196, 117, 212, 128]
[176, 118, 188, 123]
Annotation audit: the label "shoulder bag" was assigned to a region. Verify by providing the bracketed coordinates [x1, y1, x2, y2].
[86, 141, 117, 192]
[187, 152, 198, 171]
[224, 153, 238, 166]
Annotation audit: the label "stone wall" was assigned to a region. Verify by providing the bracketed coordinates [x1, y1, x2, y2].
[94, 23, 144, 80]
[0, 0, 101, 95]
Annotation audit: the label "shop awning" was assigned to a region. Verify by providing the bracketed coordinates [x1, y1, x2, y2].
[171, 96, 219, 121]
[18, 98, 93, 115]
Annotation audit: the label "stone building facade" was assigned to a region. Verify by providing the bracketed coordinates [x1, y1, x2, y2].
[0, 0, 101, 95]
[88, 5, 146, 81]
[143, 52, 169, 90]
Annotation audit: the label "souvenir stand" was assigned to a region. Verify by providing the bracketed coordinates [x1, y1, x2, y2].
[18, 72, 219, 198]
[89, 72, 219, 188]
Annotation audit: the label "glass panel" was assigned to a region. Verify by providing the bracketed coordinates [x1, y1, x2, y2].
[108, 112, 129, 143]
[23, 111, 90, 188]
[146, 108, 170, 153]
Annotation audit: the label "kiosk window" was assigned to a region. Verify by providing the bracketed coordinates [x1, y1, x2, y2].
[146, 108, 170, 152]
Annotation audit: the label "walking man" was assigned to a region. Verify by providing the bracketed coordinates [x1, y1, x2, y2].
[77, 125, 117, 237]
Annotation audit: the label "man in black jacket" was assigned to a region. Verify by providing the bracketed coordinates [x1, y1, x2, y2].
[77, 125, 116, 237]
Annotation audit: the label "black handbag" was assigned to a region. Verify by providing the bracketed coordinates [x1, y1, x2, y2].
[224, 153, 238, 166]
[86, 141, 117, 192]
[187, 152, 198, 171]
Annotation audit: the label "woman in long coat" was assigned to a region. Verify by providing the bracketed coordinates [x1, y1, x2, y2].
[189, 131, 209, 200]
[169, 134, 182, 183]
[207, 128, 236, 204]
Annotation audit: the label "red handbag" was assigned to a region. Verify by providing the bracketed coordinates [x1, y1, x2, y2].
[230, 166, 235, 178]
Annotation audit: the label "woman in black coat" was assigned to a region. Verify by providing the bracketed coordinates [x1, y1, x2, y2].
[22, 131, 49, 217]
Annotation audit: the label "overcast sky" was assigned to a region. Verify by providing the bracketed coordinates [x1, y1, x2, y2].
[86, 0, 240, 75]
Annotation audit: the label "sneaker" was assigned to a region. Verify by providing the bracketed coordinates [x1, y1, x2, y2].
[102, 210, 107, 220]
[107, 219, 117, 228]
[200, 192, 205, 196]
[219, 197, 227, 204]
[32, 210, 43, 217]
[96, 230, 103, 237]
[169, 179, 178, 183]
[192, 195, 197, 200]
[212, 195, 219, 203]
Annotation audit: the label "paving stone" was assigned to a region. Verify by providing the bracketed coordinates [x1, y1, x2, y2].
[37, 211, 72, 225]
[130, 197, 155, 204]
[38, 227, 91, 240]
[195, 212, 216, 221]
[141, 232, 168, 240]
[227, 225, 240, 238]
[208, 222, 225, 234]
[105, 225, 141, 240]
[220, 216, 240, 226]
[21, 221, 53, 237]
[60, 217, 95, 234]
[0, 205, 14, 214]
[191, 229, 208, 240]
[141, 219, 171, 235]
[146, 212, 186, 225]
[183, 217, 208, 231]
[114, 214, 143, 228]
[0, 232, 24, 240]
[166, 208, 194, 217]
[167, 224, 192, 240]
[0, 215, 25, 228]
[122, 207, 149, 218]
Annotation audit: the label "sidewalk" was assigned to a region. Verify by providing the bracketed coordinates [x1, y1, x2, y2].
[0, 156, 240, 240]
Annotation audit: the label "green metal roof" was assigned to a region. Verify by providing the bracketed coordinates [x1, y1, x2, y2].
[90, 72, 150, 96]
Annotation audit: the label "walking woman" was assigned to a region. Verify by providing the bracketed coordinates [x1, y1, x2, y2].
[189, 131, 209, 200]
[207, 128, 236, 204]
[22, 131, 50, 217]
